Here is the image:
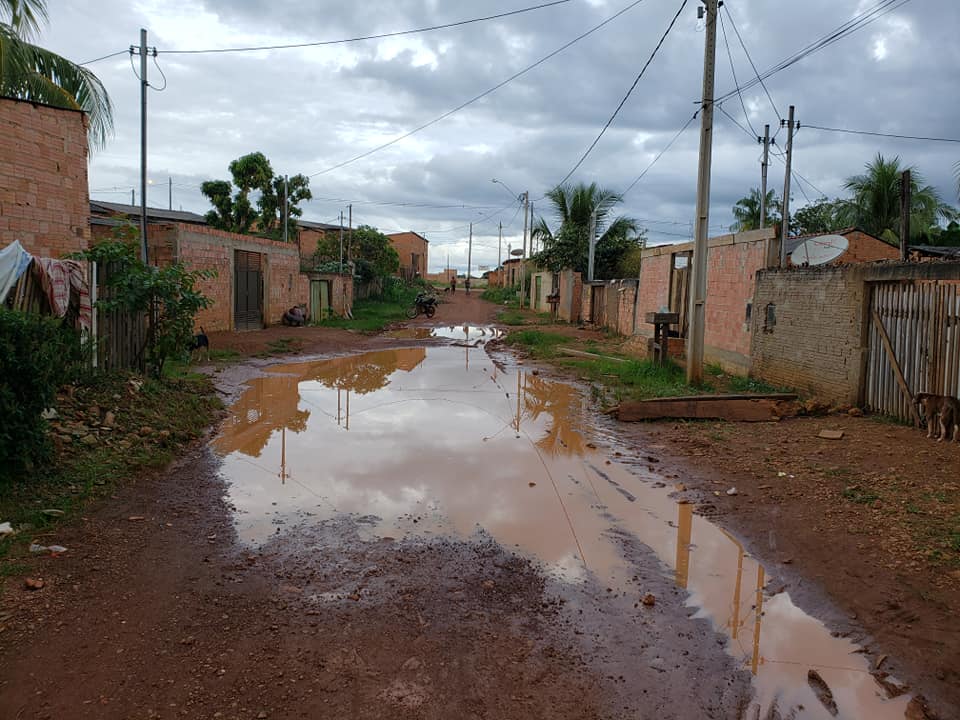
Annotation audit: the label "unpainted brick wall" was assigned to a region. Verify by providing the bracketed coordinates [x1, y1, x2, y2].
[0, 99, 90, 258]
[557, 270, 583, 323]
[387, 232, 428, 277]
[615, 280, 638, 336]
[175, 225, 307, 332]
[750, 266, 866, 404]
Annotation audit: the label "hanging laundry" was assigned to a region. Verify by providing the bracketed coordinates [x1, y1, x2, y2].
[34, 257, 92, 330]
[0, 240, 32, 304]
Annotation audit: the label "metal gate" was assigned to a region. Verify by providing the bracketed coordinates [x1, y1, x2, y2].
[865, 280, 960, 422]
[234, 250, 263, 330]
[310, 279, 330, 321]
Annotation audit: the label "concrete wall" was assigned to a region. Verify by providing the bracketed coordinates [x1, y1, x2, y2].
[174, 224, 308, 332]
[307, 272, 353, 318]
[0, 98, 90, 258]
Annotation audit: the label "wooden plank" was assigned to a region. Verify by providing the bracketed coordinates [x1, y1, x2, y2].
[615, 395, 796, 423]
[950, 284, 959, 397]
[558, 347, 626, 363]
[871, 309, 921, 426]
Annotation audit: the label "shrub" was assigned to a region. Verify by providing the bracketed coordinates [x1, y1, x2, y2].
[0, 308, 82, 479]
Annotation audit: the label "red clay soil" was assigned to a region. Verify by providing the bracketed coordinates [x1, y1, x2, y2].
[610, 413, 960, 717]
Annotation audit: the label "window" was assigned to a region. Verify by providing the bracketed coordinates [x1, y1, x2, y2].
[745, 302, 752, 323]
[763, 303, 776, 332]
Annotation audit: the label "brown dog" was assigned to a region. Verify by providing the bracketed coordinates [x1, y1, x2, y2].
[915, 393, 960, 442]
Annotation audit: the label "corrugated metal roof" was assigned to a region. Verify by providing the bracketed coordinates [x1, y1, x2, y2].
[90, 200, 207, 225]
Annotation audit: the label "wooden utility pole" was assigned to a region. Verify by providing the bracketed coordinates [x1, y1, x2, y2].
[686, 0, 718, 385]
[900, 169, 911, 261]
[758, 124, 770, 229]
[779, 105, 798, 267]
[137, 28, 149, 263]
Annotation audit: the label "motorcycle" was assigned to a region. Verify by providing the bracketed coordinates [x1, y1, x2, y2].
[407, 292, 438, 319]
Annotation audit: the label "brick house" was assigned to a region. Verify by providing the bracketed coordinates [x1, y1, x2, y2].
[785, 227, 900, 266]
[385, 231, 428, 279]
[90, 201, 349, 332]
[0, 97, 90, 258]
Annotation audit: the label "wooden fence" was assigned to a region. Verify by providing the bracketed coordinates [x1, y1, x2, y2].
[93, 262, 147, 373]
[865, 279, 960, 422]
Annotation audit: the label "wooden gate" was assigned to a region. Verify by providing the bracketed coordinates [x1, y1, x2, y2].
[234, 250, 263, 330]
[590, 284, 606, 326]
[865, 280, 960, 422]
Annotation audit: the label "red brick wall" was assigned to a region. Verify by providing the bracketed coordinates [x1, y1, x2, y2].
[788, 230, 900, 266]
[703, 239, 766, 365]
[386, 232, 428, 277]
[616, 281, 638, 336]
[91, 220, 178, 267]
[0, 98, 90, 258]
[174, 224, 307, 332]
[557, 270, 583, 323]
[637, 254, 672, 321]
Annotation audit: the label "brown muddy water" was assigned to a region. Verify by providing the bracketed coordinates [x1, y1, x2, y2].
[212, 336, 911, 720]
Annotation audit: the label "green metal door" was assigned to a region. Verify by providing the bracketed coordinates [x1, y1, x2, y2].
[311, 280, 330, 320]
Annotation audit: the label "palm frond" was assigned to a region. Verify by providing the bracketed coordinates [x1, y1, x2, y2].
[1, 0, 48, 39]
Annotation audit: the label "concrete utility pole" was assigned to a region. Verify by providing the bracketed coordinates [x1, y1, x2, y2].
[168, 177, 172, 211]
[132, 28, 155, 264]
[587, 209, 598, 282]
[779, 105, 798, 267]
[466, 222, 473, 294]
[339, 210, 344, 270]
[520, 191, 529, 309]
[900, 169, 911, 261]
[131, 188, 135, 206]
[686, 0, 718, 385]
[758, 124, 770, 229]
[348, 204, 353, 262]
[283, 175, 289, 244]
[498, 221, 503, 272]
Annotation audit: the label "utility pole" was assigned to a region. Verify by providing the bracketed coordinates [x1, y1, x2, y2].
[529, 201, 535, 254]
[132, 29, 155, 264]
[348, 204, 353, 262]
[282, 175, 289, 244]
[587, 209, 598, 282]
[339, 210, 344, 270]
[498, 221, 503, 272]
[686, 0, 718, 385]
[168, 177, 172, 211]
[131, 188, 135, 206]
[758, 124, 770, 229]
[900, 169, 911, 261]
[779, 105, 798, 267]
[466, 222, 473, 294]
[520, 191, 529, 309]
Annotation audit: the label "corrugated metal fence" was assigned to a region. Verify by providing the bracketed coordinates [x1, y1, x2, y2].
[865, 280, 960, 422]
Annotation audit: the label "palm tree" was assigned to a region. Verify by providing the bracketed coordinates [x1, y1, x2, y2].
[730, 188, 781, 232]
[843, 154, 949, 244]
[530, 182, 640, 277]
[1, 0, 113, 148]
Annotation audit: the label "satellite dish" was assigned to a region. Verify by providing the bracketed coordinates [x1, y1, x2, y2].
[510, 248, 524, 257]
[790, 234, 848, 265]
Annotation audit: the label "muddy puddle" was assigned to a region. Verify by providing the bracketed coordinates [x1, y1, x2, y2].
[212, 335, 911, 720]
[385, 324, 504, 341]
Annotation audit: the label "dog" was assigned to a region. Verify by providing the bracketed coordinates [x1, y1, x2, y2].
[915, 393, 960, 443]
[189, 327, 210, 362]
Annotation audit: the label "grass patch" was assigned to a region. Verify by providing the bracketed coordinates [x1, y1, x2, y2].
[565, 357, 707, 401]
[0, 372, 221, 561]
[728, 375, 786, 394]
[481, 286, 519, 306]
[498, 309, 527, 326]
[320, 285, 421, 333]
[503, 329, 568, 358]
[209, 348, 241, 362]
[841, 485, 881, 504]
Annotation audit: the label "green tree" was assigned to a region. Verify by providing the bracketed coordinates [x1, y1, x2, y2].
[791, 197, 850, 236]
[843, 154, 950, 244]
[530, 182, 643, 279]
[348, 225, 400, 283]
[0, 0, 113, 148]
[201, 152, 312, 239]
[729, 188, 781, 232]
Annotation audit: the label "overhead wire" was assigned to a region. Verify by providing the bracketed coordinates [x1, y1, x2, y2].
[79, 49, 128, 66]
[308, 0, 649, 177]
[722, 3, 781, 124]
[551, 0, 688, 189]
[158, 0, 572, 55]
[622, 112, 699, 198]
[803, 124, 960, 144]
[718, 8, 756, 138]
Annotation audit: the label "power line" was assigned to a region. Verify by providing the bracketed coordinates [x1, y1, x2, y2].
[722, 3, 781, 123]
[552, 0, 687, 188]
[718, 8, 756, 138]
[715, 0, 914, 105]
[622, 112, 699, 197]
[158, 1, 571, 55]
[804, 124, 960, 144]
[79, 49, 128, 66]
[308, 0, 648, 177]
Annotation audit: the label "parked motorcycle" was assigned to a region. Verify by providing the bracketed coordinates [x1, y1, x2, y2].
[407, 292, 438, 319]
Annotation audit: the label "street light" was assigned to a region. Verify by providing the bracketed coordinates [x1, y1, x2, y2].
[491, 178, 520, 202]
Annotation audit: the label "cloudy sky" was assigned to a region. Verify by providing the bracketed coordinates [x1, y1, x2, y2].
[42, 0, 960, 272]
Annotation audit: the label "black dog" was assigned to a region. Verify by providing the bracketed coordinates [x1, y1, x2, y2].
[190, 327, 210, 362]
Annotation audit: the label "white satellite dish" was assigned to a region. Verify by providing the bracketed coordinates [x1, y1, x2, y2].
[510, 248, 524, 257]
[790, 234, 848, 266]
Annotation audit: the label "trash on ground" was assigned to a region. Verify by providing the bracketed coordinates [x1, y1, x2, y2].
[818, 429, 845, 440]
[29, 543, 67, 555]
[0, 521, 14, 537]
[40, 509, 64, 517]
[726, 487, 738, 496]
[641, 593, 656, 606]
[24, 578, 45, 591]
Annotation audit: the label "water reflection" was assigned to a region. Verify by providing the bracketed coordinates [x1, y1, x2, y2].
[213, 341, 910, 719]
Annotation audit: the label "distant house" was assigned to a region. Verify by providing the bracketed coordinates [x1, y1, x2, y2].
[385, 231, 428, 280]
[298, 218, 345, 257]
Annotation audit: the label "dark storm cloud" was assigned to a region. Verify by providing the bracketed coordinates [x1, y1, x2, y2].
[38, 0, 960, 271]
